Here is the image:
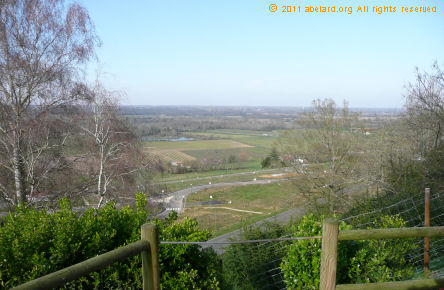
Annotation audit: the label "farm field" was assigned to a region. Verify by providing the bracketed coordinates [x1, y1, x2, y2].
[144, 139, 253, 151]
[181, 179, 306, 236]
[192, 129, 277, 148]
[143, 129, 278, 168]
[145, 127, 384, 235]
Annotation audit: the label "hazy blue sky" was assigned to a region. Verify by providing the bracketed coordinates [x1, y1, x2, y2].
[80, 0, 444, 108]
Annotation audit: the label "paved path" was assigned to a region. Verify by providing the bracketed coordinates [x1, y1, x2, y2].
[203, 206, 308, 254]
[200, 207, 264, 214]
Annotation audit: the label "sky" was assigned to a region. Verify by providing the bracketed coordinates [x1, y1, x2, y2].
[80, 0, 444, 108]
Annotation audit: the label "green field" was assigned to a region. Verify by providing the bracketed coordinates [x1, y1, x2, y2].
[143, 130, 278, 168]
[181, 179, 306, 236]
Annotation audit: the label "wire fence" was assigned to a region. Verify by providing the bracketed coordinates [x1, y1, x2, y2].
[340, 189, 444, 279]
[159, 189, 444, 289]
[159, 236, 322, 245]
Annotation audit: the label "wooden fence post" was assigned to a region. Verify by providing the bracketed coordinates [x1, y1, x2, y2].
[141, 224, 160, 290]
[424, 187, 430, 278]
[320, 219, 339, 290]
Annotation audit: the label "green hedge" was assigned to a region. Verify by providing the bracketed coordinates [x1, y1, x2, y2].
[280, 214, 417, 289]
[0, 194, 221, 289]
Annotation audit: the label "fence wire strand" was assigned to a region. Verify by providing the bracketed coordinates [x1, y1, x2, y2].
[161, 189, 444, 289]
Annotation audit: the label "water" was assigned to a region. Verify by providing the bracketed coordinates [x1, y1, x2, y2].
[170, 137, 195, 142]
[143, 137, 196, 142]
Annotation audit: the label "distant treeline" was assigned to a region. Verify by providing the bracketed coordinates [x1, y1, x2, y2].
[121, 106, 402, 137]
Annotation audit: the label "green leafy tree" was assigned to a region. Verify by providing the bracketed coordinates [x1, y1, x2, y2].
[261, 147, 281, 168]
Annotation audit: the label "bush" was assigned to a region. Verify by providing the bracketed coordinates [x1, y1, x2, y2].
[280, 214, 356, 289]
[261, 148, 282, 169]
[0, 194, 221, 289]
[158, 211, 221, 289]
[280, 214, 417, 289]
[347, 215, 417, 283]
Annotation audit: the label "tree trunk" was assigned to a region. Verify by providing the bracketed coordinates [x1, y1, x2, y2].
[96, 144, 105, 208]
[97, 195, 104, 209]
[434, 121, 441, 150]
[13, 135, 26, 204]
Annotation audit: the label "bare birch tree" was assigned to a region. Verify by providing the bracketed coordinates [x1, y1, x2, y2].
[0, 0, 98, 205]
[279, 99, 364, 214]
[405, 61, 444, 156]
[80, 81, 146, 208]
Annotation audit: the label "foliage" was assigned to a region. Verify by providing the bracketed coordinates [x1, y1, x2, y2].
[280, 214, 356, 289]
[347, 215, 417, 283]
[221, 222, 288, 290]
[261, 147, 281, 168]
[280, 214, 416, 289]
[157, 211, 221, 289]
[0, 194, 221, 289]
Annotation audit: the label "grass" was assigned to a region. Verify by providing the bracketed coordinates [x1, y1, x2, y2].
[180, 179, 306, 236]
[235, 136, 277, 149]
[213, 207, 291, 236]
[191, 130, 277, 151]
[194, 129, 277, 138]
[183, 148, 261, 161]
[143, 129, 279, 173]
[143, 136, 264, 165]
[187, 181, 301, 211]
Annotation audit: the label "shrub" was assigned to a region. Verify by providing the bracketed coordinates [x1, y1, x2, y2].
[347, 215, 417, 283]
[280, 214, 417, 289]
[0, 194, 221, 289]
[157, 211, 221, 289]
[280, 214, 356, 289]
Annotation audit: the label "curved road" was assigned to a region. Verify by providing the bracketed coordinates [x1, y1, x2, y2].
[151, 179, 283, 219]
[151, 178, 307, 253]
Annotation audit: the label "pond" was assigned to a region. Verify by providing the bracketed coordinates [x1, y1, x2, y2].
[142, 136, 196, 142]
